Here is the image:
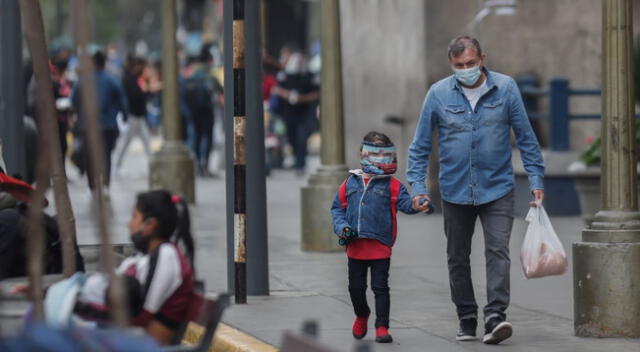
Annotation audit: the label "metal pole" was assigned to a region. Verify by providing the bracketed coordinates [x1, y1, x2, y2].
[300, 0, 348, 252]
[0, 0, 26, 178]
[232, 0, 248, 304]
[19, 0, 78, 278]
[149, 0, 196, 202]
[223, 0, 235, 295]
[549, 78, 570, 152]
[573, 0, 640, 337]
[72, 0, 128, 327]
[245, 0, 269, 295]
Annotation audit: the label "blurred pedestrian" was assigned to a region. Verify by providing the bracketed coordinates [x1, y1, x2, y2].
[146, 61, 164, 133]
[50, 56, 74, 164]
[115, 56, 152, 174]
[272, 50, 319, 175]
[25, 54, 74, 170]
[183, 47, 222, 177]
[72, 51, 128, 196]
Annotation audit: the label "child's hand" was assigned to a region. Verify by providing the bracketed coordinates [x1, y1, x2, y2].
[339, 227, 358, 246]
[412, 195, 433, 213]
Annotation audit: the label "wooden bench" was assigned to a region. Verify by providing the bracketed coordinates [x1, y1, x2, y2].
[162, 292, 230, 352]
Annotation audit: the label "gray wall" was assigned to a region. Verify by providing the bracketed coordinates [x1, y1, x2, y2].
[340, 0, 428, 180]
[426, 0, 605, 150]
[339, 0, 640, 160]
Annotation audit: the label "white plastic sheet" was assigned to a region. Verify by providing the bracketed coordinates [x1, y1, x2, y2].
[520, 204, 568, 279]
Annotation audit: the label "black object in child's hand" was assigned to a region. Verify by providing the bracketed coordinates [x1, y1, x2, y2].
[339, 227, 358, 246]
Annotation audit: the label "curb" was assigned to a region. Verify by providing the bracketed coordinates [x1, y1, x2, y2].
[183, 322, 279, 352]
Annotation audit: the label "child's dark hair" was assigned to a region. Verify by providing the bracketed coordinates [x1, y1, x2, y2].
[135, 190, 195, 266]
[362, 131, 393, 147]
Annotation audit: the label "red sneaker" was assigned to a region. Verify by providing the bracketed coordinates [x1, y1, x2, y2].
[352, 316, 368, 339]
[375, 326, 393, 343]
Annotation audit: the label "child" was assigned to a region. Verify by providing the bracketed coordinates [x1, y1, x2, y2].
[14, 190, 196, 345]
[330, 131, 428, 343]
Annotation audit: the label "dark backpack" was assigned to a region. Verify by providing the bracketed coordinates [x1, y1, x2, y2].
[184, 73, 211, 113]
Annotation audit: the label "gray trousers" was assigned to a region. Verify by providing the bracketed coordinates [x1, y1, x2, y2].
[442, 191, 514, 322]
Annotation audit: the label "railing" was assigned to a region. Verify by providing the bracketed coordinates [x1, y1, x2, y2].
[518, 77, 604, 151]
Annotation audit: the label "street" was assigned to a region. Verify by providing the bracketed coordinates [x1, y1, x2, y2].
[62, 141, 639, 351]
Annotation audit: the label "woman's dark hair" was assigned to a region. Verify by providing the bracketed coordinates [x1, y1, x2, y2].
[135, 190, 195, 265]
[362, 131, 393, 147]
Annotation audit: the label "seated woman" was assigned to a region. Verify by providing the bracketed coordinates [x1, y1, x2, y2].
[117, 190, 196, 344]
[26, 190, 196, 345]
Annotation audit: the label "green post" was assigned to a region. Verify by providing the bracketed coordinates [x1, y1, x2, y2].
[573, 0, 640, 337]
[301, 0, 348, 251]
[149, 0, 196, 202]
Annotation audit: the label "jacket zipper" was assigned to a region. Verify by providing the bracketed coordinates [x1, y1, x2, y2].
[357, 176, 372, 234]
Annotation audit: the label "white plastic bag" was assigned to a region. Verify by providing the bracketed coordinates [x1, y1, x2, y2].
[520, 204, 568, 279]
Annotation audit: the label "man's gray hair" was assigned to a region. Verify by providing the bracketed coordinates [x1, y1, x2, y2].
[447, 36, 483, 59]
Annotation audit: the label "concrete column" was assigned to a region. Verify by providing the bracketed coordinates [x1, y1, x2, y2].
[149, 0, 196, 202]
[300, 0, 348, 251]
[0, 0, 26, 177]
[573, 0, 640, 337]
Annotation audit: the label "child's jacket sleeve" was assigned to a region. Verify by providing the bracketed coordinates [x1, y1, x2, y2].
[330, 190, 350, 236]
[397, 183, 419, 214]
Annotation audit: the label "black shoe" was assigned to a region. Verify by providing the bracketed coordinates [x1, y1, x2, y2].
[483, 317, 512, 344]
[456, 318, 477, 341]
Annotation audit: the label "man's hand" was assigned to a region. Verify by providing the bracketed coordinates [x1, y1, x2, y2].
[412, 195, 432, 213]
[530, 189, 544, 207]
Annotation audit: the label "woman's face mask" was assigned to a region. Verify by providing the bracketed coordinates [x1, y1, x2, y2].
[130, 231, 151, 254]
[128, 208, 154, 254]
[360, 143, 397, 175]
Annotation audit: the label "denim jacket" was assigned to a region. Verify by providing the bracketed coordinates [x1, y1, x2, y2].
[407, 68, 545, 205]
[330, 171, 417, 246]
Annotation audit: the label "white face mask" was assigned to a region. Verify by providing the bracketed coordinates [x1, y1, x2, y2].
[453, 65, 482, 86]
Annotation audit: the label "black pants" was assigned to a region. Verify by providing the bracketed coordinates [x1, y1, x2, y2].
[348, 258, 390, 328]
[85, 129, 119, 190]
[283, 113, 311, 170]
[194, 114, 214, 170]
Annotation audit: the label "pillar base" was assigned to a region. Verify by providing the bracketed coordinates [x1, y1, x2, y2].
[149, 141, 195, 203]
[573, 238, 640, 337]
[301, 164, 349, 252]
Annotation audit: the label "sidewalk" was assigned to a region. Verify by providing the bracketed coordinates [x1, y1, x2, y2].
[63, 141, 638, 352]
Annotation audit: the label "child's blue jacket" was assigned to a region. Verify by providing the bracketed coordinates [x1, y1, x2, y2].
[330, 171, 417, 246]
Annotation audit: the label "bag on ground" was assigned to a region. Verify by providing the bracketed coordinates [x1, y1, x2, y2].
[520, 204, 567, 279]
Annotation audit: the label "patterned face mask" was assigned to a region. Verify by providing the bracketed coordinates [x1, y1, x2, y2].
[360, 143, 397, 175]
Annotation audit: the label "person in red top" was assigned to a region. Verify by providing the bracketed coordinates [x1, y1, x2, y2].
[330, 132, 431, 343]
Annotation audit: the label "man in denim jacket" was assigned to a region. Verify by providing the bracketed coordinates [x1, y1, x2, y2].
[407, 36, 545, 344]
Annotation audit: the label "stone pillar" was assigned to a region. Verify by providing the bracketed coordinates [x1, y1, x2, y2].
[301, 0, 348, 251]
[573, 0, 640, 337]
[150, 0, 196, 202]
